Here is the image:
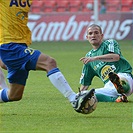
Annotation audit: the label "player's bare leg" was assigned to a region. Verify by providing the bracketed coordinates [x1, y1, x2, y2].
[0, 67, 8, 89]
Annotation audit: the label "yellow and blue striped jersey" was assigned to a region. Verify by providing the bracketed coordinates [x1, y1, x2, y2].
[0, 0, 32, 46]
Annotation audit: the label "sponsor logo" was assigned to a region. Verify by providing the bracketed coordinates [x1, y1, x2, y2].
[28, 14, 133, 41]
[101, 65, 116, 81]
[10, 0, 31, 7]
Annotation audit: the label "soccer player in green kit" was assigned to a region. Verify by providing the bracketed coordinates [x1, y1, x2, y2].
[79, 24, 133, 102]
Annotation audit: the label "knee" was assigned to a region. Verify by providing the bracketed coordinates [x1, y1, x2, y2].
[46, 57, 57, 71]
[9, 95, 23, 101]
[48, 57, 57, 66]
[37, 54, 57, 72]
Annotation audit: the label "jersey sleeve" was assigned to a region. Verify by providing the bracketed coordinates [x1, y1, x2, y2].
[79, 63, 96, 86]
[106, 39, 121, 55]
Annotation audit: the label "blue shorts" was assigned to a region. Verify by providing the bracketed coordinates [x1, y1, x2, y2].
[0, 43, 41, 85]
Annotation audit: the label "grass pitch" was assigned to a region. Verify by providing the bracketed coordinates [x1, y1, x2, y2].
[0, 40, 133, 133]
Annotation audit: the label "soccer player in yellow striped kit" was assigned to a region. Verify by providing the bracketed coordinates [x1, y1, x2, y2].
[0, 0, 95, 113]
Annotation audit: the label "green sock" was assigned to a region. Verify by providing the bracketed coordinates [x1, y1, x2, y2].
[95, 93, 117, 102]
[121, 80, 130, 93]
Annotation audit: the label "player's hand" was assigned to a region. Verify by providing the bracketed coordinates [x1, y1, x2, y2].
[80, 57, 95, 64]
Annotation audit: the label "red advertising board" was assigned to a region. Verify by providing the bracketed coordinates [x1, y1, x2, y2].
[28, 12, 133, 41]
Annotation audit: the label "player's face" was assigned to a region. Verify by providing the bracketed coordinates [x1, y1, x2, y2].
[86, 27, 103, 47]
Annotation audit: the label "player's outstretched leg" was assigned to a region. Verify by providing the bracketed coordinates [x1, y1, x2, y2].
[71, 89, 95, 113]
[47, 68, 95, 112]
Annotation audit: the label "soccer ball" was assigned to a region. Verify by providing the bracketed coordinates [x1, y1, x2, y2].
[82, 95, 98, 114]
[86, 3, 93, 10]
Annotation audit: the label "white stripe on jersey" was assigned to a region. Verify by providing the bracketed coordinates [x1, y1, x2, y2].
[108, 39, 115, 52]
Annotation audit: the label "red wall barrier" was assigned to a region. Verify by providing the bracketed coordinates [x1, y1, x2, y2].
[28, 12, 133, 41]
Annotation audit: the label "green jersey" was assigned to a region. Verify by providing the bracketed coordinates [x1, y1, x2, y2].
[80, 39, 132, 86]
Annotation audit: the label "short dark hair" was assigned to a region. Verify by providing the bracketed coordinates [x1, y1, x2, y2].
[87, 24, 102, 34]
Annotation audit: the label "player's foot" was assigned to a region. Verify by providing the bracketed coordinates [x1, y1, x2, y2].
[108, 72, 125, 94]
[71, 89, 95, 113]
[115, 94, 128, 103]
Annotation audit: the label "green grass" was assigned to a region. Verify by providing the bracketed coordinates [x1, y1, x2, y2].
[0, 40, 133, 133]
